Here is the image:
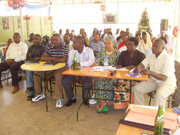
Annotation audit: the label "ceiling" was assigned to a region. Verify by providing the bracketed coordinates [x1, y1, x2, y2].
[0, 0, 171, 5]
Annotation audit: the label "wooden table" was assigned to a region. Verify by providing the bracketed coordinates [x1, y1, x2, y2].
[62, 67, 148, 81]
[116, 106, 179, 135]
[21, 62, 66, 112]
[62, 67, 148, 121]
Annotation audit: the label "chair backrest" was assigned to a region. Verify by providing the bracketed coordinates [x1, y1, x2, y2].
[174, 60, 180, 85]
[172, 60, 180, 107]
[2, 47, 7, 56]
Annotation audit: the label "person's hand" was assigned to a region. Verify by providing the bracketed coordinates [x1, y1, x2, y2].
[141, 69, 151, 75]
[93, 63, 98, 67]
[70, 63, 81, 68]
[6, 59, 15, 66]
[6, 59, 11, 66]
[34, 57, 40, 60]
[133, 67, 140, 75]
[126, 65, 135, 70]
[116, 65, 122, 69]
[29, 53, 32, 58]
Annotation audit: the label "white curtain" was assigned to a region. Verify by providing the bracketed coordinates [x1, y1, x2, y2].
[169, 0, 180, 61]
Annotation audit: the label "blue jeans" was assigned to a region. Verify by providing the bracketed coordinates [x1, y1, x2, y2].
[26, 71, 34, 88]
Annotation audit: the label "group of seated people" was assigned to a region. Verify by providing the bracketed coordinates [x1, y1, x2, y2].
[0, 27, 176, 113]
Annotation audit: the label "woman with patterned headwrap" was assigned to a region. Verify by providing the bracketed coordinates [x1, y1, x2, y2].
[93, 35, 120, 113]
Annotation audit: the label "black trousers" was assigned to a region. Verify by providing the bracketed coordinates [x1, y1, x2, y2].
[0, 61, 24, 86]
[62, 75, 92, 101]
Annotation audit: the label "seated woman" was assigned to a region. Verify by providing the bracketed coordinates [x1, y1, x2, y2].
[81, 32, 89, 47]
[117, 37, 145, 70]
[137, 32, 152, 55]
[89, 33, 105, 57]
[115, 37, 145, 109]
[93, 35, 120, 113]
[118, 33, 129, 50]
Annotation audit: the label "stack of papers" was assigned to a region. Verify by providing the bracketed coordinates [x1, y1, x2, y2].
[92, 66, 115, 71]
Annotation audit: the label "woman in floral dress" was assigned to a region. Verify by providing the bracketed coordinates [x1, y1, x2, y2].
[93, 35, 120, 112]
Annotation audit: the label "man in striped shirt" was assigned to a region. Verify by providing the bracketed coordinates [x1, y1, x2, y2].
[32, 34, 69, 109]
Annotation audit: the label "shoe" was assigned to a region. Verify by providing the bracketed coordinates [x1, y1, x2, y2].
[32, 94, 45, 102]
[26, 87, 34, 94]
[97, 105, 108, 113]
[83, 99, 89, 106]
[12, 86, 19, 94]
[0, 84, 3, 88]
[18, 76, 22, 82]
[65, 98, 76, 106]
[56, 98, 63, 108]
[89, 99, 97, 105]
[27, 91, 35, 101]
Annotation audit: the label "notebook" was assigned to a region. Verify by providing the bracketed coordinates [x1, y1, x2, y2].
[173, 107, 180, 114]
[124, 105, 177, 130]
[43, 61, 59, 66]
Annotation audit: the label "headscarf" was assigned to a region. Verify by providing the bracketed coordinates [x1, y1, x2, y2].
[140, 32, 152, 53]
[105, 35, 118, 50]
[164, 32, 173, 49]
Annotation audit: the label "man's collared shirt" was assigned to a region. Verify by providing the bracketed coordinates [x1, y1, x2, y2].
[26, 45, 45, 60]
[45, 43, 69, 58]
[64, 41, 73, 51]
[67, 46, 95, 68]
[6, 42, 28, 62]
[142, 50, 176, 86]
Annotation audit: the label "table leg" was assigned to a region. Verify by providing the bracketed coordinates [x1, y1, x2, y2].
[130, 80, 132, 104]
[44, 71, 48, 112]
[77, 78, 85, 121]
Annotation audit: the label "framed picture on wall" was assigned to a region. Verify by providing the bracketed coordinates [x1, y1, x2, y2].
[17, 17, 21, 28]
[2, 17, 9, 30]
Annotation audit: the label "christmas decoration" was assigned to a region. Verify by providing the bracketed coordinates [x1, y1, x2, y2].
[26, 15, 30, 20]
[137, 8, 151, 32]
[100, 4, 106, 11]
[8, 0, 24, 10]
[173, 26, 179, 37]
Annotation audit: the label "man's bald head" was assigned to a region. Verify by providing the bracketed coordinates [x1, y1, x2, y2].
[152, 39, 165, 57]
[154, 39, 165, 47]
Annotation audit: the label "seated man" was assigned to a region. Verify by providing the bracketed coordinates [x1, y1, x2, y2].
[32, 34, 69, 109]
[133, 39, 176, 107]
[0, 33, 28, 93]
[1, 38, 13, 62]
[64, 33, 73, 50]
[62, 36, 95, 106]
[26, 34, 45, 101]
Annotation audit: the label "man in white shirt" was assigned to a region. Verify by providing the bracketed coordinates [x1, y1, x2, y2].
[133, 39, 176, 107]
[0, 33, 28, 93]
[59, 29, 64, 42]
[126, 28, 133, 37]
[26, 33, 34, 47]
[114, 28, 120, 39]
[62, 36, 95, 106]
[64, 33, 73, 50]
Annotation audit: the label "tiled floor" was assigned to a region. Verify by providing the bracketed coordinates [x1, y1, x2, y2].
[0, 76, 157, 135]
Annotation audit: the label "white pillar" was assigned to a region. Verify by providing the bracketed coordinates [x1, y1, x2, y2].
[19, 7, 24, 42]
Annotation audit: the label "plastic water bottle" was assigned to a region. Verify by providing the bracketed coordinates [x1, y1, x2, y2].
[104, 55, 108, 74]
